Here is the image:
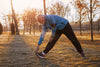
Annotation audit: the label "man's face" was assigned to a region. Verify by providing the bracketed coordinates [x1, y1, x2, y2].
[38, 16, 45, 24]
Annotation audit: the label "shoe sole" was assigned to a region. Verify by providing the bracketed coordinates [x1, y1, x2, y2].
[35, 53, 45, 59]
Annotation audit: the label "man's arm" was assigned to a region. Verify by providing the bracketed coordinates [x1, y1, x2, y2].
[38, 26, 46, 45]
[35, 26, 46, 53]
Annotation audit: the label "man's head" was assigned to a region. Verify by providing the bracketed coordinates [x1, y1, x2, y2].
[37, 15, 45, 24]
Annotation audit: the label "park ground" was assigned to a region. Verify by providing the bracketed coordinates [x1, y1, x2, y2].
[0, 32, 100, 67]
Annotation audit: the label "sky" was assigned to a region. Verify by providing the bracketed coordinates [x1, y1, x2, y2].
[0, 0, 73, 25]
[0, 0, 44, 26]
[0, 0, 99, 26]
[0, 0, 72, 14]
[0, 0, 43, 14]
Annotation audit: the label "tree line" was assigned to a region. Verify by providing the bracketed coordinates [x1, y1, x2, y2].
[1, 0, 100, 41]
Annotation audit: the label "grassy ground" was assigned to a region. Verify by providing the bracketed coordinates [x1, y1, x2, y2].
[0, 32, 100, 67]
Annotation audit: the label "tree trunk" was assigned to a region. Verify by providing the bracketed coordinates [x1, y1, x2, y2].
[33, 25, 35, 36]
[98, 22, 99, 31]
[80, 13, 82, 35]
[43, 0, 46, 15]
[98, 18, 100, 32]
[10, 0, 19, 35]
[23, 23, 25, 35]
[0, 23, 3, 34]
[90, 0, 93, 41]
[29, 24, 31, 34]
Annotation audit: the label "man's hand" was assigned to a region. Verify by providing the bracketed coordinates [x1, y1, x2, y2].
[49, 36, 54, 42]
[35, 45, 40, 53]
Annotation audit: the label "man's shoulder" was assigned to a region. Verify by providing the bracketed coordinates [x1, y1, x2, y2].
[47, 15, 57, 19]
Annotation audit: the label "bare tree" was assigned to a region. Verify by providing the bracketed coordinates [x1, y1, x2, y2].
[72, 0, 100, 41]
[72, 0, 88, 35]
[97, 16, 100, 31]
[88, 0, 100, 41]
[0, 23, 3, 34]
[22, 8, 37, 35]
[10, 0, 19, 35]
[43, 0, 46, 15]
[22, 12, 27, 35]
[65, 5, 70, 18]
[47, 1, 70, 17]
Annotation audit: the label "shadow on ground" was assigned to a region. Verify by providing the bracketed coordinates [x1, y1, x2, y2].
[0, 35, 60, 67]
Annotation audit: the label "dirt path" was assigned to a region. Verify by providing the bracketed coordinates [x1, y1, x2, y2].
[0, 34, 100, 67]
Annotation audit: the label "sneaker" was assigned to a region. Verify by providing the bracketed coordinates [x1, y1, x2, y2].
[81, 52, 85, 57]
[81, 52, 87, 60]
[36, 52, 45, 58]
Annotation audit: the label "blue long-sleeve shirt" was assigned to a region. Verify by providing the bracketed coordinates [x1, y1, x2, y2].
[38, 15, 68, 45]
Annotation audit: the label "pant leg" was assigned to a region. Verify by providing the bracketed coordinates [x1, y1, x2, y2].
[44, 30, 62, 54]
[63, 23, 83, 54]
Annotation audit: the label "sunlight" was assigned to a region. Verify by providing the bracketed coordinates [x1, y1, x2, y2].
[0, 0, 43, 26]
[13, 0, 43, 13]
[0, 0, 43, 14]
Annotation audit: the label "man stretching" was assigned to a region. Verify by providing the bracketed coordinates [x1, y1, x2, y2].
[35, 15, 86, 59]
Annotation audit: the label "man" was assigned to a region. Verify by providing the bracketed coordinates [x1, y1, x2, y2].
[35, 15, 86, 59]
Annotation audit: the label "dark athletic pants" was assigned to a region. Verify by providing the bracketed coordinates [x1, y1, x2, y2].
[44, 23, 83, 54]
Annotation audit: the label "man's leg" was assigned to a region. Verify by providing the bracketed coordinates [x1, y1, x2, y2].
[63, 23, 85, 57]
[43, 30, 62, 54]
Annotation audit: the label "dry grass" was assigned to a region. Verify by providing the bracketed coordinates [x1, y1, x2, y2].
[0, 32, 100, 67]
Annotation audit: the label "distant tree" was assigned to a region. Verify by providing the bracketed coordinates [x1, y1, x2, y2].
[43, 0, 46, 15]
[10, 0, 19, 35]
[65, 5, 70, 18]
[22, 12, 27, 35]
[10, 23, 15, 35]
[7, 13, 12, 24]
[72, 0, 100, 41]
[97, 18, 100, 31]
[22, 8, 37, 35]
[47, 1, 70, 17]
[6, 13, 16, 35]
[72, 0, 88, 35]
[88, 0, 100, 41]
[16, 13, 20, 25]
[0, 23, 3, 34]
[36, 9, 43, 32]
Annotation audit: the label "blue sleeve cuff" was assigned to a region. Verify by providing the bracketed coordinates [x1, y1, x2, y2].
[38, 37, 44, 45]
